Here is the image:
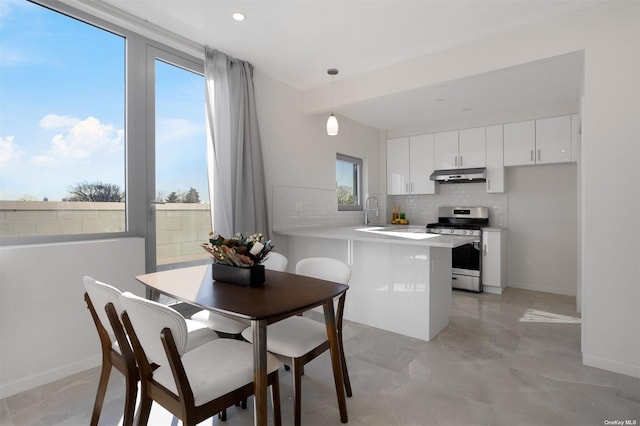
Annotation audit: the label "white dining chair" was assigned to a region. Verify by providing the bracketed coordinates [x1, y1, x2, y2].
[83, 276, 218, 426]
[191, 252, 289, 336]
[119, 291, 282, 426]
[241, 257, 352, 426]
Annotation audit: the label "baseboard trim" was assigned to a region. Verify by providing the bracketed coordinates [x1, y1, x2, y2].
[483, 285, 504, 295]
[583, 353, 640, 379]
[507, 282, 576, 296]
[0, 355, 101, 399]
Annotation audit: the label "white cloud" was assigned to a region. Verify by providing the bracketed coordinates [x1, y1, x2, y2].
[0, 135, 24, 168]
[39, 114, 80, 130]
[39, 114, 124, 160]
[156, 118, 203, 145]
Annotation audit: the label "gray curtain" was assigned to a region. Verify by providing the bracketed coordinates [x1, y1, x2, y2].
[204, 48, 269, 238]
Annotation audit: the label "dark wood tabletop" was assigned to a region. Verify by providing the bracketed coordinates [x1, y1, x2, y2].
[136, 264, 349, 322]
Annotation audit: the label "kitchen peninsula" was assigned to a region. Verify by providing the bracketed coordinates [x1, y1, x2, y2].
[274, 225, 475, 341]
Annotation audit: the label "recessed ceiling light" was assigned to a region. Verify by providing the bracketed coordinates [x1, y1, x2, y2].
[435, 98, 444, 102]
[232, 12, 246, 21]
[462, 107, 473, 112]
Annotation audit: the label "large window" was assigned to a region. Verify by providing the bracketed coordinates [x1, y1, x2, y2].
[154, 58, 210, 268]
[336, 153, 362, 211]
[0, 1, 126, 238]
[0, 0, 209, 263]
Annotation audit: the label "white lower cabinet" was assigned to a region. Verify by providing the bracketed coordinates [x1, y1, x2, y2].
[482, 228, 506, 294]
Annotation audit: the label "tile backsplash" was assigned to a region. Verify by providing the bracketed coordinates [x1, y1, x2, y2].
[272, 183, 505, 230]
[388, 182, 508, 227]
[272, 185, 385, 230]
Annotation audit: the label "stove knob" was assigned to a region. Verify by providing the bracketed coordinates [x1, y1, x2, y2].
[449, 229, 454, 234]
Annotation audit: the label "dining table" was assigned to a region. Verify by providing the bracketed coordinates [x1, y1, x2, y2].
[135, 264, 350, 426]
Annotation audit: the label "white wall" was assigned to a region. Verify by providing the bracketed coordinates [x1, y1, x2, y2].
[311, 1, 640, 377]
[253, 71, 383, 237]
[0, 238, 146, 398]
[505, 164, 578, 296]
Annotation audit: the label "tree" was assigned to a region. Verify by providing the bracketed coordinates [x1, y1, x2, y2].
[183, 187, 200, 203]
[337, 185, 354, 205]
[165, 192, 180, 203]
[67, 181, 123, 202]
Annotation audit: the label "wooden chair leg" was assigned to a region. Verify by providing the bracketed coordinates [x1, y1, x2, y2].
[338, 335, 352, 397]
[90, 359, 111, 426]
[135, 393, 152, 426]
[270, 371, 282, 426]
[122, 372, 138, 426]
[292, 359, 303, 426]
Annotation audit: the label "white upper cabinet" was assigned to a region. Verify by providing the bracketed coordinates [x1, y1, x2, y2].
[535, 115, 571, 164]
[434, 130, 459, 170]
[386, 135, 436, 195]
[485, 125, 504, 193]
[409, 134, 435, 195]
[386, 137, 410, 195]
[435, 128, 485, 170]
[458, 127, 486, 168]
[503, 120, 535, 166]
[504, 115, 574, 166]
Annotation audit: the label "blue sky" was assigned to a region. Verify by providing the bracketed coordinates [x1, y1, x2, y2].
[0, 0, 208, 202]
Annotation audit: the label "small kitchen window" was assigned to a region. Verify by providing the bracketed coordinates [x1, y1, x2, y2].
[336, 153, 362, 211]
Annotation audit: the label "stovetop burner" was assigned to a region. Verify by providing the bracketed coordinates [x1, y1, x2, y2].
[425, 206, 489, 236]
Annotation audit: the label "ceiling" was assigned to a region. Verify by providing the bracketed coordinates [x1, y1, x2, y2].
[97, 0, 592, 130]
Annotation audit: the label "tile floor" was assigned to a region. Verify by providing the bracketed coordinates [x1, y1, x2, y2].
[1, 288, 639, 426]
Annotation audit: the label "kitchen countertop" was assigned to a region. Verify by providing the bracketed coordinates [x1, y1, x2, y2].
[274, 225, 477, 248]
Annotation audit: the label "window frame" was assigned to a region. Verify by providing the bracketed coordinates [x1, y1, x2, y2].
[336, 153, 363, 212]
[0, 0, 204, 247]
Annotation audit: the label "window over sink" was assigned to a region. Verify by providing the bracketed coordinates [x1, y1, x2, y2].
[336, 153, 362, 211]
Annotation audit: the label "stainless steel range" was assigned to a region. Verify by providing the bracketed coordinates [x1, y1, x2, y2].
[426, 207, 489, 292]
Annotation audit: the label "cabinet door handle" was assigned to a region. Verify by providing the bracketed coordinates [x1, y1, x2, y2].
[405, 183, 409, 193]
[460, 155, 463, 167]
[483, 244, 487, 256]
[530, 150, 534, 162]
[454, 156, 458, 167]
[487, 179, 491, 191]
[537, 149, 541, 161]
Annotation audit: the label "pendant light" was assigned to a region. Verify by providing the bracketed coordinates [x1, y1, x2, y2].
[326, 68, 339, 136]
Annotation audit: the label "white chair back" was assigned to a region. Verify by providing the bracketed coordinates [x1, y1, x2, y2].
[295, 257, 350, 284]
[263, 252, 288, 272]
[120, 292, 189, 366]
[83, 276, 122, 340]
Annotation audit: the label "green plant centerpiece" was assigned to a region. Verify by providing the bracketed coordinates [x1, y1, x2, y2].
[201, 232, 273, 286]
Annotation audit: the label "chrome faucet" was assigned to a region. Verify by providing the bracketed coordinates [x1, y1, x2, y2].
[364, 196, 379, 225]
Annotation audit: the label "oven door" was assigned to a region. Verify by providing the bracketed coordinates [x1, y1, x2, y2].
[452, 238, 482, 292]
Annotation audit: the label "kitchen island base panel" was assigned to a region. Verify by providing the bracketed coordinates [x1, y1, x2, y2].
[287, 235, 452, 341]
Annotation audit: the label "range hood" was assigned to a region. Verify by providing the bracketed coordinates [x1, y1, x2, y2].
[429, 168, 486, 183]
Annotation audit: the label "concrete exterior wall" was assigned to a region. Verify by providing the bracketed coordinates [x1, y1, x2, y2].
[0, 201, 211, 265]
